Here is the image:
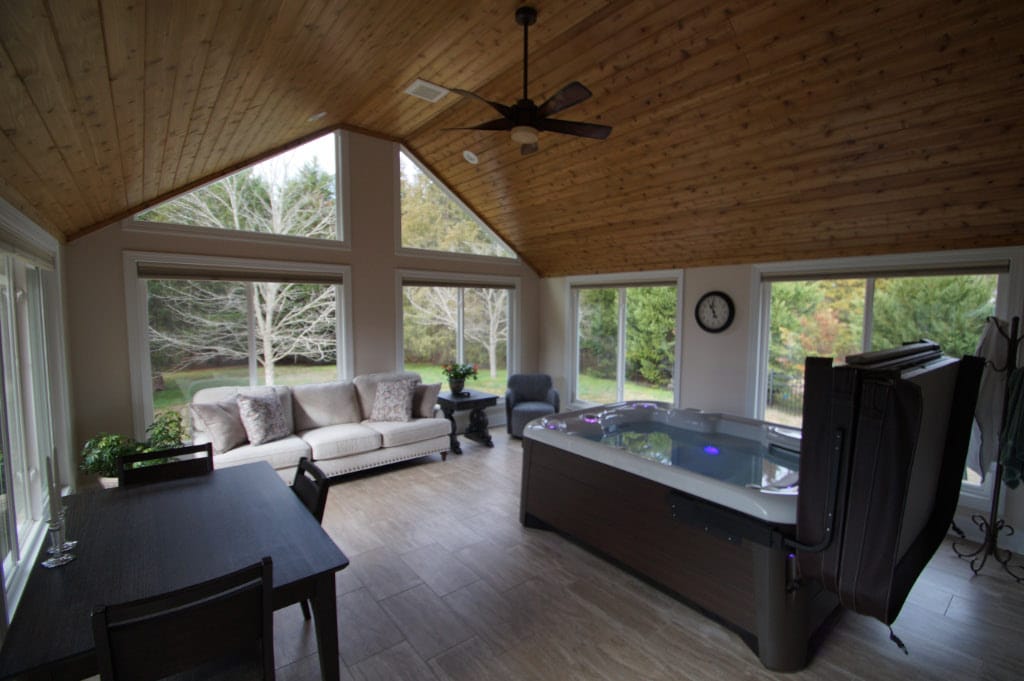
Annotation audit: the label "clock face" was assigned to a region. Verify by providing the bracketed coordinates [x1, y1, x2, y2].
[695, 291, 735, 333]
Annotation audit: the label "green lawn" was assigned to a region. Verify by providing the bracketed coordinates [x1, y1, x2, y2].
[576, 371, 673, 404]
[153, 363, 673, 416]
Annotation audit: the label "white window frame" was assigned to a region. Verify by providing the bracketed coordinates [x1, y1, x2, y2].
[394, 145, 519, 263]
[0, 198, 70, 618]
[124, 251, 354, 438]
[752, 246, 1024, 512]
[395, 269, 521, 377]
[129, 131, 351, 250]
[566, 270, 685, 409]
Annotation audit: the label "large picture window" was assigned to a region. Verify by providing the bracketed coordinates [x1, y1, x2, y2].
[147, 278, 339, 418]
[764, 272, 999, 428]
[125, 254, 350, 432]
[402, 280, 512, 394]
[136, 132, 342, 241]
[574, 284, 678, 404]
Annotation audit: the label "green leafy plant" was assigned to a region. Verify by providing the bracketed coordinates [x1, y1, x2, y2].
[440, 362, 478, 381]
[80, 412, 187, 478]
[80, 434, 143, 478]
[144, 411, 187, 451]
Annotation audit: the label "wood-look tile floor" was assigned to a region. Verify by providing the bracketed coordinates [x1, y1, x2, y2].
[273, 429, 1024, 681]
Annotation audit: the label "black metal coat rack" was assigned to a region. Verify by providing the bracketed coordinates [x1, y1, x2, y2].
[953, 315, 1024, 581]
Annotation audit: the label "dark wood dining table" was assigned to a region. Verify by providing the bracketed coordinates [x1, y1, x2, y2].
[0, 461, 349, 681]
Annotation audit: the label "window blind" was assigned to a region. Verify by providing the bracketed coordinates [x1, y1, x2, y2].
[136, 262, 344, 285]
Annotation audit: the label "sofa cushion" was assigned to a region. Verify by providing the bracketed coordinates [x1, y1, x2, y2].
[299, 423, 382, 461]
[191, 385, 294, 438]
[292, 381, 361, 430]
[370, 379, 416, 422]
[244, 386, 294, 434]
[413, 383, 442, 418]
[190, 399, 247, 454]
[364, 418, 451, 448]
[237, 392, 291, 445]
[353, 371, 422, 419]
[214, 435, 310, 471]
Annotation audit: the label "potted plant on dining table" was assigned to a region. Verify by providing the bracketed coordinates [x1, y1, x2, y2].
[441, 362, 478, 397]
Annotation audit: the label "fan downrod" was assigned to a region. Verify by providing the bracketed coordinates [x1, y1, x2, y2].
[515, 6, 537, 27]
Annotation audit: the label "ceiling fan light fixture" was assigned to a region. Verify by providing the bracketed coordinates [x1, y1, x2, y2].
[511, 125, 539, 145]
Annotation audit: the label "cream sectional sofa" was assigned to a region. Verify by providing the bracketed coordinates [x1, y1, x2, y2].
[189, 371, 451, 480]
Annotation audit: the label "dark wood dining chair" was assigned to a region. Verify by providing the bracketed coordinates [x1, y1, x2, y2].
[116, 443, 214, 487]
[92, 556, 275, 681]
[292, 457, 329, 620]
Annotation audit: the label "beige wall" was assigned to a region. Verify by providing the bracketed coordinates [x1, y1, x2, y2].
[678, 265, 756, 414]
[64, 131, 540, 458]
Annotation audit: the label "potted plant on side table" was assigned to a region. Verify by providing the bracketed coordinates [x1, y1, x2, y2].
[80, 412, 187, 488]
[441, 362, 478, 397]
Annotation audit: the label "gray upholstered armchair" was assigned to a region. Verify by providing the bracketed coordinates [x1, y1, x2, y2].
[506, 374, 560, 438]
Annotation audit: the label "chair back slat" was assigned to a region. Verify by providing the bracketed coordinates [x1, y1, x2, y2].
[93, 556, 274, 681]
[117, 443, 214, 487]
[292, 457, 329, 523]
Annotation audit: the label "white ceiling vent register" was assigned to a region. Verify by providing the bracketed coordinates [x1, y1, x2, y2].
[404, 79, 449, 103]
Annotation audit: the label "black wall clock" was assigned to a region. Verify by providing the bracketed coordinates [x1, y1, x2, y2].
[695, 291, 735, 333]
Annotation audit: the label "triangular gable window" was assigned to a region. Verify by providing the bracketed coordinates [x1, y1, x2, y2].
[136, 133, 340, 240]
[400, 149, 515, 258]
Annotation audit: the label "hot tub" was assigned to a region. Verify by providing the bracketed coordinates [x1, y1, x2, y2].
[520, 402, 838, 672]
[527, 402, 802, 523]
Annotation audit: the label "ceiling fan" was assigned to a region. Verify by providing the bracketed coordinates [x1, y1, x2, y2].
[445, 5, 612, 155]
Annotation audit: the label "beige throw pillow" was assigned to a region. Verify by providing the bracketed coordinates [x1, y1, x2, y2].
[190, 400, 247, 453]
[413, 383, 441, 418]
[236, 392, 291, 445]
[370, 379, 415, 422]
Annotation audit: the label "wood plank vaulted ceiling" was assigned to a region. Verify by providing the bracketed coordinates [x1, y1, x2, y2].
[0, 0, 1021, 276]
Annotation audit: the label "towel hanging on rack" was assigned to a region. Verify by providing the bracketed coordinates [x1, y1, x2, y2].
[972, 317, 1009, 478]
[1000, 367, 1024, 488]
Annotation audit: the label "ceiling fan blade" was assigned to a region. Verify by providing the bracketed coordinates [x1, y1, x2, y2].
[450, 88, 514, 119]
[442, 118, 515, 132]
[521, 142, 539, 155]
[538, 81, 592, 117]
[538, 118, 612, 140]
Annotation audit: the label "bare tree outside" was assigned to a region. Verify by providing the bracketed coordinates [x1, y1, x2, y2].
[138, 135, 339, 408]
[403, 286, 508, 378]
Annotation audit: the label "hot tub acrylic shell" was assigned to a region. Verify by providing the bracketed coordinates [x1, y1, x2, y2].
[525, 402, 802, 524]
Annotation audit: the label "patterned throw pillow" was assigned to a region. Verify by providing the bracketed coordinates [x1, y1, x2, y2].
[370, 380, 415, 422]
[413, 383, 442, 418]
[236, 392, 291, 445]
[190, 399, 248, 453]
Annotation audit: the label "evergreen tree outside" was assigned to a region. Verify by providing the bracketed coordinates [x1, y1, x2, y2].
[576, 285, 677, 403]
[871, 275, 996, 358]
[626, 286, 676, 388]
[399, 151, 514, 257]
[767, 273, 998, 425]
